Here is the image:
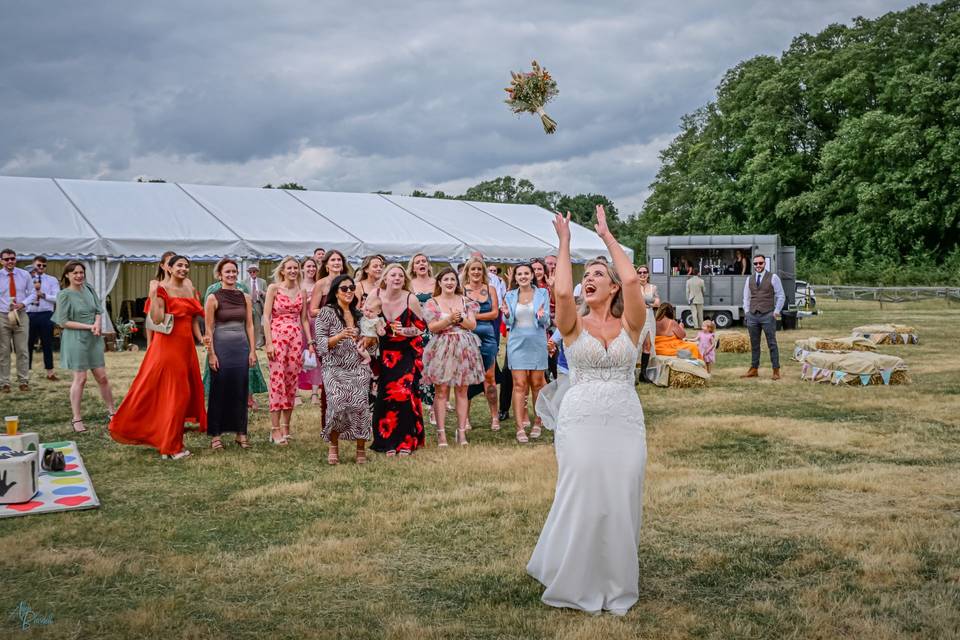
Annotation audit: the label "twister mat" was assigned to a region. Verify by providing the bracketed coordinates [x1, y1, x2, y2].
[0, 440, 100, 518]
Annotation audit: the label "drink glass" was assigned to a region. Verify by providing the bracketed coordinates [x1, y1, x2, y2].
[5, 416, 18, 436]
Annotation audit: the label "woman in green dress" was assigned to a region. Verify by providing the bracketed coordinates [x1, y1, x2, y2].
[52, 261, 116, 433]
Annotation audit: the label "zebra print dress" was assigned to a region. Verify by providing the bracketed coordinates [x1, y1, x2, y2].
[315, 306, 373, 442]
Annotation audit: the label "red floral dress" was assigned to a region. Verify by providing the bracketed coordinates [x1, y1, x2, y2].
[268, 289, 304, 412]
[371, 296, 426, 453]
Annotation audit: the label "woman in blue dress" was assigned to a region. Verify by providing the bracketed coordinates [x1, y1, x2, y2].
[463, 256, 501, 429]
[503, 263, 550, 443]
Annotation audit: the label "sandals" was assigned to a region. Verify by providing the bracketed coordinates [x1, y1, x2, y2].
[530, 423, 542, 439]
[281, 422, 293, 442]
[456, 427, 469, 446]
[356, 446, 367, 465]
[398, 449, 411, 458]
[211, 437, 224, 451]
[328, 444, 339, 465]
[385, 450, 397, 458]
[490, 417, 500, 431]
[311, 393, 321, 406]
[516, 429, 528, 444]
[162, 450, 191, 460]
[437, 428, 448, 448]
[269, 427, 288, 446]
[71, 419, 86, 433]
[235, 435, 251, 449]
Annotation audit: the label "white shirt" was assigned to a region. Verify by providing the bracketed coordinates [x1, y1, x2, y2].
[28, 273, 60, 314]
[742, 272, 786, 315]
[0, 267, 36, 313]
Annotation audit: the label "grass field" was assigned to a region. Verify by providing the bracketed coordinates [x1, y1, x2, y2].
[2, 299, 958, 639]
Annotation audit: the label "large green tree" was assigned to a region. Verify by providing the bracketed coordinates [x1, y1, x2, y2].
[639, 0, 960, 284]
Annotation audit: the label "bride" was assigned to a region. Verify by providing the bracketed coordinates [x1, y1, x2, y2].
[527, 205, 647, 615]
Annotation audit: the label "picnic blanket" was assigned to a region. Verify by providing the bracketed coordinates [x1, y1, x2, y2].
[0, 441, 99, 518]
[647, 355, 710, 388]
[851, 324, 919, 345]
[799, 351, 909, 385]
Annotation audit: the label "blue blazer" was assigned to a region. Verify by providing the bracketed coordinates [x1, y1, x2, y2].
[503, 287, 551, 331]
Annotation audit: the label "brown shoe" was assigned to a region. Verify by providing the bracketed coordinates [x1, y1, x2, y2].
[46, 373, 59, 381]
[772, 368, 781, 380]
[18, 384, 29, 392]
[740, 368, 759, 379]
[0, 384, 10, 393]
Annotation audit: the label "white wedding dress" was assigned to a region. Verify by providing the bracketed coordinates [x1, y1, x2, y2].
[527, 327, 647, 616]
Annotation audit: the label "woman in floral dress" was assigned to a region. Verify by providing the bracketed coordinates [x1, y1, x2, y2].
[369, 264, 426, 457]
[263, 256, 314, 445]
[422, 267, 485, 446]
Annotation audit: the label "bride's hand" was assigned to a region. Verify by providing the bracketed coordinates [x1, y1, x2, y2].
[595, 204, 612, 240]
[552, 211, 571, 244]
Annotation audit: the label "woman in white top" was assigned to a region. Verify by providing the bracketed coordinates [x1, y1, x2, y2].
[527, 205, 647, 616]
[636, 264, 660, 382]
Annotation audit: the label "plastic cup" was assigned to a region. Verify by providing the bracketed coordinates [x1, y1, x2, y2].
[4, 416, 18, 436]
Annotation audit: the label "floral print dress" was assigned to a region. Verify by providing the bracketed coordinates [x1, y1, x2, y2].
[371, 296, 426, 453]
[268, 289, 304, 412]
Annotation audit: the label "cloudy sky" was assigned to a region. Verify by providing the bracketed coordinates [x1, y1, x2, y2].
[0, 0, 915, 217]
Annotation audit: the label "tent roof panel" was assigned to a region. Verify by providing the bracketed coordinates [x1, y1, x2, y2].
[0, 176, 101, 258]
[55, 179, 245, 259]
[383, 195, 553, 262]
[291, 191, 465, 261]
[179, 184, 362, 259]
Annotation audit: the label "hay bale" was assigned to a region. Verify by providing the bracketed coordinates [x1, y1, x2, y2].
[866, 370, 911, 385]
[815, 338, 874, 352]
[668, 370, 708, 388]
[717, 331, 750, 353]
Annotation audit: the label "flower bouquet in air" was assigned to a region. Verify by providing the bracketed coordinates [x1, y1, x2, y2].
[505, 60, 559, 134]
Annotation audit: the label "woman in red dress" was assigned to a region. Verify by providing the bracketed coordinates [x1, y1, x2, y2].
[110, 255, 206, 460]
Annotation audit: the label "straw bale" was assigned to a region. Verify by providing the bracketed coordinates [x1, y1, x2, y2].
[669, 371, 708, 388]
[716, 332, 750, 353]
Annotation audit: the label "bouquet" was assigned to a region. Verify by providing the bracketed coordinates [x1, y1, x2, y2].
[505, 60, 559, 134]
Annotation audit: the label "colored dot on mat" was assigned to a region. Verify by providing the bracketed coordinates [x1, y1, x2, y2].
[41, 441, 71, 448]
[54, 496, 90, 507]
[64, 455, 76, 462]
[0, 446, 11, 452]
[52, 486, 86, 496]
[51, 477, 84, 485]
[5, 501, 43, 512]
[64, 464, 78, 471]
[47, 470, 81, 478]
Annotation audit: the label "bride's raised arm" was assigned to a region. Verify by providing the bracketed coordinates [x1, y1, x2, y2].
[594, 204, 645, 333]
[552, 212, 579, 338]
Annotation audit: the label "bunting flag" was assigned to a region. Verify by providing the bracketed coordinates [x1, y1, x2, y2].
[880, 369, 893, 385]
[859, 374, 871, 385]
[833, 371, 846, 384]
[812, 367, 821, 379]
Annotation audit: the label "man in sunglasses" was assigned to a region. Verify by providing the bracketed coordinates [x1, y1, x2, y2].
[0, 248, 36, 392]
[741, 254, 785, 380]
[27, 256, 61, 381]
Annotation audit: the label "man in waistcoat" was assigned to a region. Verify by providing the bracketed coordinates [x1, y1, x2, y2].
[740, 254, 785, 380]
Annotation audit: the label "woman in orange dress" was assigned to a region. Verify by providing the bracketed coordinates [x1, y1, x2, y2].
[110, 255, 206, 460]
[653, 302, 701, 359]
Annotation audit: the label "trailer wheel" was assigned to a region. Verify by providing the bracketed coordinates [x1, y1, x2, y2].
[713, 311, 734, 329]
[681, 311, 695, 328]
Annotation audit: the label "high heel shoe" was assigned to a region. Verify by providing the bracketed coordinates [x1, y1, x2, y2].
[269, 427, 288, 445]
[327, 444, 339, 465]
[437, 428, 448, 448]
[457, 427, 469, 446]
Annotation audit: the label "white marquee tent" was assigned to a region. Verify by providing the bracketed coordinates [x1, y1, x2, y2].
[3, 175, 632, 330]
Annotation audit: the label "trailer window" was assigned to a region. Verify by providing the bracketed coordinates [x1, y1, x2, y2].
[651, 258, 664, 274]
[668, 248, 752, 276]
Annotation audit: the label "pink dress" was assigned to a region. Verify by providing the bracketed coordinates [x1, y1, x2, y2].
[269, 290, 304, 411]
[298, 287, 324, 391]
[421, 297, 485, 386]
[696, 331, 717, 364]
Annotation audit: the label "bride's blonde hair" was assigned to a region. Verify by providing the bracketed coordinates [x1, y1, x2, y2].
[577, 260, 624, 318]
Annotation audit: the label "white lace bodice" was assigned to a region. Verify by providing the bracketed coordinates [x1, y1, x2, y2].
[566, 328, 638, 386]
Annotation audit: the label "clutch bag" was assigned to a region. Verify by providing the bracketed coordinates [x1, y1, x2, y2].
[145, 313, 174, 335]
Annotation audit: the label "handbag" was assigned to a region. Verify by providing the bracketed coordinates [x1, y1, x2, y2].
[302, 349, 318, 371]
[145, 313, 174, 335]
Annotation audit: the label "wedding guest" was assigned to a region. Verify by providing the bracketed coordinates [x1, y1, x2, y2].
[202, 260, 268, 408]
[741, 254, 785, 380]
[27, 256, 60, 381]
[354, 254, 386, 305]
[52, 261, 115, 432]
[313, 247, 326, 265]
[315, 274, 372, 465]
[503, 263, 550, 443]
[243, 263, 267, 348]
[145, 250, 196, 348]
[204, 259, 256, 450]
[407, 253, 436, 415]
[532, 257, 558, 380]
[111, 256, 205, 460]
[263, 256, 314, 444]
[309, 250, 350, 318]
[636, 264, 660, 383]
[422, 268, 485, 446]
[0, 248, 33, 392]
[297, 257, 323, 405]
[686, 271, 706, 328]
[463, 257, 500, 429]
[654, 303, 701, 359]
[369, 264, 426, 456]
[696, 319, 718, 374]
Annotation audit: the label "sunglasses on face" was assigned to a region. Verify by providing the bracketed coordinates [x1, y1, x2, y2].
[754, 262, 765, 266]
[1, 257, 15, 262]
[637, 270, 648, 274]
[339, 284, 356, 292]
